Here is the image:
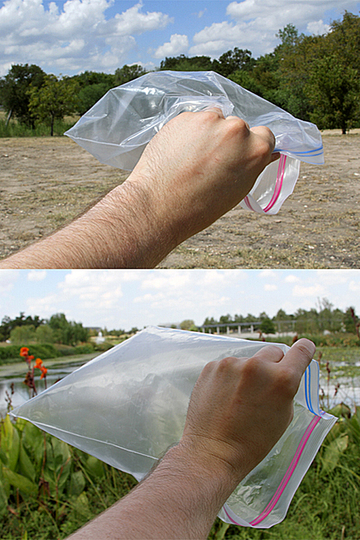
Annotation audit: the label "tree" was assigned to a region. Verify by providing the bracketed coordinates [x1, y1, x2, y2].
[48, 313, 88, 345]
[180, 319, 197, 331]
[0, 64, 46, 127]
[306, 54, 359, 133]
[72, 70, 115, 88]
[343, 307, 359, 334]
[203, 317, 217, 326]
[28, 74, 79, 136]
[114, 64, 147, 86]
[10, 325, 36, 344]
[160, 55, 213, 71]
[0, 313, 44, 341]
[76, 83, 110, 115]
[259, 318, 276, 335]
[35, 324, 54, 343]
[213, 48, 255, 77]
[305, 12, 360, 133]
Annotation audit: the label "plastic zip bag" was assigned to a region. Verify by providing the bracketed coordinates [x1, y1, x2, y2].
[65, 71, 324, 215]
[11, 326, 335, 528]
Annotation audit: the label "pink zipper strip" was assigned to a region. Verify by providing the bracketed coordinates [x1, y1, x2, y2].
[263, 154, 286, 213]
[223, 414, 321, 527]
[243, 154, 287, 213]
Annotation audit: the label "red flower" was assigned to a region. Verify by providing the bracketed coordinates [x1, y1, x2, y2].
[34, 358, 43, 369]
[20, 347, 29, 357]
[40, 367, 48, 380]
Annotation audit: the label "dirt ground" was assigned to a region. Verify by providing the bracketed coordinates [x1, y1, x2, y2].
[0, 131, 359, 268]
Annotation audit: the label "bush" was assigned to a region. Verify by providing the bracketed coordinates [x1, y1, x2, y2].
[0, 344, 59, 364]
[73, 344, 94, 355]
[54, 344, 95, 356]
[93, 341, 114, 352]
[300, 333, 360, 348]
[0, 415, 137, 538]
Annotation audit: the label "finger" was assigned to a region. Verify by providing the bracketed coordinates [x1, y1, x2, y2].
[202, 106, 225, 119]
[251, 344, 285, 363]
[270, 151, 281, 163]
[250, 125, 276, 153]
[225, 115, 250, 130]
[280, 338, 316, 377]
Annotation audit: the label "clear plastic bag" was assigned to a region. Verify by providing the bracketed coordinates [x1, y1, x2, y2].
[66, 71, 324, 214]
[11, 327, 335, 528]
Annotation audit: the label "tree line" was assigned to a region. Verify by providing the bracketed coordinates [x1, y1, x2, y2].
[0, 11, 359, 135]
[0, 312, 88, 346]
[0, 299, 358, 348]
[201, 299, 359, 336]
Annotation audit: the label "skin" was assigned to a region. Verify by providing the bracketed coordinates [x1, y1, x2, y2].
[0, 109, 279, 269]
[68, 339, 315, 540]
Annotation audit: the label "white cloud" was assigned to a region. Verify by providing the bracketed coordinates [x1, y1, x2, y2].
[0, 270, 19, 293]
[197, 9, 207, 18]
[259, 270, 277, 279]
[292, 284, 326, 297]
[153, 33, 189, 59]
[307, 19, 330, 35]
[349, 280, 360, 292]
[264, 284, 277, 291]
[113, 2, 171, 35]
[27, 270, 47, 282]
[191, 0, 358, 58]
[285, 274, 301, 283]
[0, 0, 172, 75]
[26, 293, 63, 318]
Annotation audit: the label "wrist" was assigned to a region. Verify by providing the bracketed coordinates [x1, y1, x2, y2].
[163, 440, 241, 505]
[100, 176, 179, 267]
[71, 176, 178, 268]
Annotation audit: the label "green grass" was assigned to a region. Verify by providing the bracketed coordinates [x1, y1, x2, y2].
[0, 118, 76, 137]
[1, 405, 359, 540]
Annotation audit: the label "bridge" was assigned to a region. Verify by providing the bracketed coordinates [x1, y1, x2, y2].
[199, 320, 297, 338]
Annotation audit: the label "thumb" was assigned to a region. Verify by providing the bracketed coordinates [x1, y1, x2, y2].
[281, 338, 316, 386]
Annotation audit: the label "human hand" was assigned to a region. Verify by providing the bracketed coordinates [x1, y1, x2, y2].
[179, 339, 315, 486]
[126, 108, 279, 247]
[0, 109, 279, 269]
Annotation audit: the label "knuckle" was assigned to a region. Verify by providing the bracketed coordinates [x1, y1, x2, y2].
[242, 355, 263, 378]
[228, 117, 250, 135]
[216, 356, 238, 372]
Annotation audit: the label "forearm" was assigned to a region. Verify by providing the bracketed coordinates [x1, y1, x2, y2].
[0, 178, 177, 269]
[1, 111, 278, 269]
[68, 444, 238, 540]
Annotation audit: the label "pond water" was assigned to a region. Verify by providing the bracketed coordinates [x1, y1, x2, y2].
[1, 348, 360, 418]
[0, 358, 88, 418]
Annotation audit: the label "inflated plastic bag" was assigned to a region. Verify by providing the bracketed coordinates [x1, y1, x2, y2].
[11, 327, 335, 528]
[65, 71, 324, 214]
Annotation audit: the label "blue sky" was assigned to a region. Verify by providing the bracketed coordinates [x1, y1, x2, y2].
[0, 269, 359, 330]
[1, 0, 359, 76]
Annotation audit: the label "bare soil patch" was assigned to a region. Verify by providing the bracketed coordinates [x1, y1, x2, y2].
[1, 132, 359, 268]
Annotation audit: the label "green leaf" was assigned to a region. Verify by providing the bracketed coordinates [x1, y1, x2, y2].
[70, 492, 92, 521]
[46, 437, 71, 472]
[83, 456, 105, 481]
[1, 415, 20, 471]
[0, 448, 8, 467]
[22, 421, 45, 468]
[348, 406, 360, 445]
[321, 435, 349, 474]
[68, 470, 86, 498]
[0, 480, 9, 516]
[2, 466, 37, 495]
[19, 444, 36, 483]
